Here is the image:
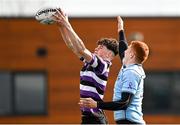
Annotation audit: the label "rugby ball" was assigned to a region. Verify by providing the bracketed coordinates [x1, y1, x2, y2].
[35, 8, 57, 25]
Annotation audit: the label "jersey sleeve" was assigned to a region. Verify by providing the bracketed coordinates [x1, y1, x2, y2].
[121, 69, 140, 94]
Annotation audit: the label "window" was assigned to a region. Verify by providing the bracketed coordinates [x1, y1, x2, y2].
[144, 71, 180, 114]
[0, 71, 47, 116]
[0, 72, 13, 115]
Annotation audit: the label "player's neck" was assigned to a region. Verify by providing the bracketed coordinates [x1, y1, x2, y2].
[124, 59, 137, 66]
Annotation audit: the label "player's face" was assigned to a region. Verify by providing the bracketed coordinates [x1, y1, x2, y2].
[94, 45, 109, 57]
[94, 45, 103, 54]
[123, 45, 134, 64]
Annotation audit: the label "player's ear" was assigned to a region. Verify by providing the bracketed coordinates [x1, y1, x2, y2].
[107, 51, 114, 60]
[129, 50, 135, 58]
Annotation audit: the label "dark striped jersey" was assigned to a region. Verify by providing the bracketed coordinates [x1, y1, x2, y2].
[80, 54, 111, 113]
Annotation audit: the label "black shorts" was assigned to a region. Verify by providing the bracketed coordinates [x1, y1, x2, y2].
[116, 119, 138, 124]
[81, 111, 108, 124]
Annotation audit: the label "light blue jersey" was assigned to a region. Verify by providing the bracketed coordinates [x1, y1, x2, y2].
[113, 64, 146, 124]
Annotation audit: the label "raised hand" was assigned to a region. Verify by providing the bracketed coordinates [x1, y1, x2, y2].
[117, 16, 124, 32]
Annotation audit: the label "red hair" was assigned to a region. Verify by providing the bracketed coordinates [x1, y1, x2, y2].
[130, 41, 149, 64]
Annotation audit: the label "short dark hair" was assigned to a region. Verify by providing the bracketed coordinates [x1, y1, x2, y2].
[131, 41, 149, 64]
[97, 38, 119, 56]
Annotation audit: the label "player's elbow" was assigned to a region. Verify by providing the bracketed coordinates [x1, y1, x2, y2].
[76, 49, 84, 56]
[76, 48, 87, 56]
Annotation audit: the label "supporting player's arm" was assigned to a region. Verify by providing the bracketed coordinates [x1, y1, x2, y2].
[79, 92, 133, 110]
[117, 16, 128, 61]
[53, 9, 92, 62]
[97, 92, 133, 110]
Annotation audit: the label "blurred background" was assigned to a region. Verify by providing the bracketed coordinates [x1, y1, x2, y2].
[0, 0, 180, 124]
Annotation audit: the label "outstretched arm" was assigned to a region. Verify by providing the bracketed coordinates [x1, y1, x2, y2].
[58, 26, 82, 58]
[117, 16, 128, 61]
[53, 9, 92, 62]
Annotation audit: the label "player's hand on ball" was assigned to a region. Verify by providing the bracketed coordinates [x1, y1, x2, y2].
[52, 8, 69, 27]
[79, 98, 97, 108]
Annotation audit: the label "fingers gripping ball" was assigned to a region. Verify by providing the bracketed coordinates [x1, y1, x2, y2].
[35, 8, 57, 25]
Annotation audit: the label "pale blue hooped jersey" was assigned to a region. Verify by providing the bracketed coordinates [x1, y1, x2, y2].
[113, 64, 146, 124]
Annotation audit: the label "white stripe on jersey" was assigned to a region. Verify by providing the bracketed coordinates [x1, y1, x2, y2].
[80, 84, 104, 99]
[80, 71, 107, 86]
[94, 55, 111, 74]
[101, 60, 108, 74]
[91, 55, 98, 68]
